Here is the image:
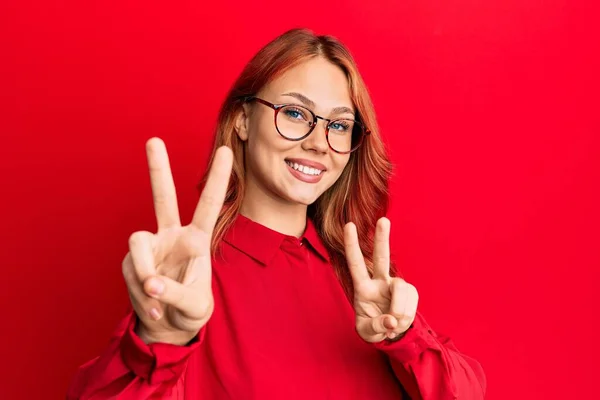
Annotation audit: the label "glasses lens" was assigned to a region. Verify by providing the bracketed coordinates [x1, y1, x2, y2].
[276, 105, 315, 139]
[327, 119, 364, 153]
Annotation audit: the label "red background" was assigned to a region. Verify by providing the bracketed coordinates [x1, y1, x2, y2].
[2, 1, 599, 399]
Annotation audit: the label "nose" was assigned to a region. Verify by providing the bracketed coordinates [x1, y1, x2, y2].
[301, 118, 329, 154]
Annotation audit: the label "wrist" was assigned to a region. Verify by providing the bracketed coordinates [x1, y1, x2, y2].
[384, 324, 414, 343]
[384, 331, 407, 343]
[135, 322, 198, 346]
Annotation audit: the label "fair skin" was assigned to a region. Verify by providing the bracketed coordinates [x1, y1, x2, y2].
[123, 56, 418, 346]
[234, 57, 353, 237]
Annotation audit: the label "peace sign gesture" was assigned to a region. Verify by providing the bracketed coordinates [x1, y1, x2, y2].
[344, 218, 419, 343]
[121, 138, 233, 345]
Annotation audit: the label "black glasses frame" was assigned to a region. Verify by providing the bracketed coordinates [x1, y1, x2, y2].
[244, 96, 370, 154]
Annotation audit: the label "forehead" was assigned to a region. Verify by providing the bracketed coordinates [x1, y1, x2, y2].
[261, 57, 353, 112]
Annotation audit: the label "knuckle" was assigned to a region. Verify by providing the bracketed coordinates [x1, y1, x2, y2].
[122, 253, 131, 270]
[122, 256, 136, 282]
[152, 193, 168, 206]
[129, 231, 145, 246]
[372, 318, 382, 331]
[128, 231, 152, 248]
[392, 277, 407, 289]
[199, 297, 214, 317]
[128, 288, 145, 307]
[374, 255, 388, 265]
[200, 193, 217, 207]
[400, 315, 414, 330]
[406, 283, 419, 298]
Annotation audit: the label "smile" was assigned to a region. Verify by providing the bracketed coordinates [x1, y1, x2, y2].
[285, 160, 323, 176]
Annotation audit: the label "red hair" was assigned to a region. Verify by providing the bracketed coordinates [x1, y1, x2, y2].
[201, 28, 394, 297]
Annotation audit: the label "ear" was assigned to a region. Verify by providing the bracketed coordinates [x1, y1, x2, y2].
[234, 104, 251, 142]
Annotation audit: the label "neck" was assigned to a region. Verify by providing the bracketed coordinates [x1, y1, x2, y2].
[240, 179, 308, 238]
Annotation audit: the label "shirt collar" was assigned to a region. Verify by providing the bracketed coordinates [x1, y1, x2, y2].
[223, 214, 331, 266]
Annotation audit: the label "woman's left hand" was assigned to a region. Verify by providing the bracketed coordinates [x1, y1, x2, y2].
[344, 217, 419, 343]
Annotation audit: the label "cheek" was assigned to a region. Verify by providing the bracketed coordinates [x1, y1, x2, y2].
[245, 117, 295, 172]
[249, 115, 281, 150]
[332, 157, 351, 177]
[323, 158, 351, 188]
[252, 111, 278, 140]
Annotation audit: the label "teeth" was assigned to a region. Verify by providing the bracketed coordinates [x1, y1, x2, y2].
[286, 161, 322, 176]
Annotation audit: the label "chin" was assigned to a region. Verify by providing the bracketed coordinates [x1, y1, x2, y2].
[288, 195, 318, 206]
[284, 189, 322, 206]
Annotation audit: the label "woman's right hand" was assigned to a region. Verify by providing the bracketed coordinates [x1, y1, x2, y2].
[122, 137, 233, 345]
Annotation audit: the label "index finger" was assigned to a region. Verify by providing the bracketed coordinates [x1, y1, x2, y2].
[191, 146, 233, 233]
[344, 222, 371, 285]
[146, 137, 181, 230]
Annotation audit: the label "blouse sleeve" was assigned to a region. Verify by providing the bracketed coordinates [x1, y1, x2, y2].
[372, 312, 487, 400]
[67, 311, 203, 400]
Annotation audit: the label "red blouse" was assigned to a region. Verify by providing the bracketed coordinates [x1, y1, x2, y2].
[68, 215, 486, 399]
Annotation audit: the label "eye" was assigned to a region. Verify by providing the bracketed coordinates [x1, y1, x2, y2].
[330, 120, 352, 132]
[282, 106, 309, 121]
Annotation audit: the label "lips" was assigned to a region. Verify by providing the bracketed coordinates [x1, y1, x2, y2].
[285, 160, 325, 183]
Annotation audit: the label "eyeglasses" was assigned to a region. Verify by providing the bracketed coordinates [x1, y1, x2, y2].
[245, 96, 370, 154]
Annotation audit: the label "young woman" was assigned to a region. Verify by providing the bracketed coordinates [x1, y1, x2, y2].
[68, 29, 486, 399]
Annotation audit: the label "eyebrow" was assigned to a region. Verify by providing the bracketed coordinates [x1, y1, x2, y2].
[281, 92, 355, 117]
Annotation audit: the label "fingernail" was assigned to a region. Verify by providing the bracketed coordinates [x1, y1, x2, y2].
[150, 308, 161, 320]
[384, 316, 394, 329]
[148, 278, 164, 296]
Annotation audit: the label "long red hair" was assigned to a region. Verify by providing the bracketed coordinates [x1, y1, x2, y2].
[201, 28, 394, 297]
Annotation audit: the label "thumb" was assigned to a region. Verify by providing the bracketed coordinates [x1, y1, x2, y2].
[361, 314, 398, 336]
